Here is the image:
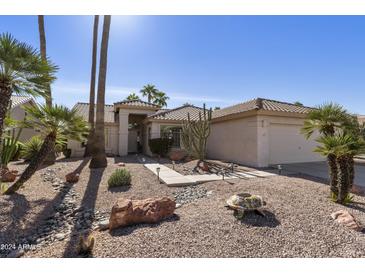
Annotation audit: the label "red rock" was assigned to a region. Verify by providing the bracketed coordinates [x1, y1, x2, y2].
[199, 161, 209, 172]
[331, 210, 363, 232]
[65, 172, 80, 183]
[117, 162, 125, 167]
[1, 170, 16, 182]
[109, 197, 176, 230]
[169, 150, 187, 161]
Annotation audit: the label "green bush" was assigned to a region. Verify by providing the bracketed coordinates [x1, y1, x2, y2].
[148, 138, 171, 157]
[21, 136, 43, 161]
[108, 169, 131, 188]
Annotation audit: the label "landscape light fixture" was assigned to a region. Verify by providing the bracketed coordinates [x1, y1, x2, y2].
[156, 166, 161, 183]
[277, 165, 282, 175]
[172, 160, 175, 170]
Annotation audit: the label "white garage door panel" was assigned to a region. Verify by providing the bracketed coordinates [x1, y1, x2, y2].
[269, 124, 321, 165]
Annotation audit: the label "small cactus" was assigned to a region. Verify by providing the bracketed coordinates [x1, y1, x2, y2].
[76, 233, 95, 256]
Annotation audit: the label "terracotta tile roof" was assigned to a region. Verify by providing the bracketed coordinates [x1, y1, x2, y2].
[73, 102, 115, 123]
[358, 115, 365, 123]
[212, 98, 313, 119]
[148, 105, 207, 121]
[114, 99, 160, 108]
[10, 95, 34, 108]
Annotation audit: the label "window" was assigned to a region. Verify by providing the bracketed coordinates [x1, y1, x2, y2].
[161, 126, 181, 148]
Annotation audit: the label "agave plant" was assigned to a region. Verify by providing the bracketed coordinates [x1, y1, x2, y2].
[4, 104, 88, 194]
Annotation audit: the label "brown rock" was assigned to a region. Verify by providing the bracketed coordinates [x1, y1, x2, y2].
[331, 210, 363, 232]
[169, 150, 186, 161]
[1, 170, 16, 182]
[65, 172, 80, 183]
[109, 197, 176, 230]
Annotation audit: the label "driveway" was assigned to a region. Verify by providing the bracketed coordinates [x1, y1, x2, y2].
[282, 161, 365, 187]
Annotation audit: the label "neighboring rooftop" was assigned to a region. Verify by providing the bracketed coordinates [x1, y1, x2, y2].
[147, 105, 206, 121]
[10, 95, 34, 108]
[114, 99, 160, 109]
[73, 102, 115, 123]
[212, 98, 313, 119]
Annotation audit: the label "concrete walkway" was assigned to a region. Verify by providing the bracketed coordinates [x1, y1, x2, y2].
[144, 163, 277, 187]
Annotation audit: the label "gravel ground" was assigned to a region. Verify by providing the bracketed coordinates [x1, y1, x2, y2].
[1, 155, 365, 258]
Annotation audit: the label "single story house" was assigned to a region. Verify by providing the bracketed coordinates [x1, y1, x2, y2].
[68, 98, 323, 167]
[9, 95, 38, 142]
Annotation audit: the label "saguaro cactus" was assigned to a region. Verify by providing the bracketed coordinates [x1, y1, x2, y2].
[181, 104, 212, 169]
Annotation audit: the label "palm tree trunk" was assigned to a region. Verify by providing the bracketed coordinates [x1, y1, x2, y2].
[4, 132, 56, 194]
[38, 15, 52, 107]
[38, 15, 56, 164]
[347, 156, 355, 192]
[84, 15, 99, 157]
[337, 155, 350, 204]
[327, 154, 338, 197]
[89, 15, 111, 169]
[0, 83, 12, 159]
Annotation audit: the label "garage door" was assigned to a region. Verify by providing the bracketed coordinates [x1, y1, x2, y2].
[269, 123, 321, 165]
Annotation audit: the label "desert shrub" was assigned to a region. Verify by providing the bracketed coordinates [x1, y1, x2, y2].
[108, 169, 131, 188]
[148, 138, 171, 157]
[21, 136, 43, 161]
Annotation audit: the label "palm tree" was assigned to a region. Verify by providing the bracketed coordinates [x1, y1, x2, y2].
[0, 33, 57, 152]
[152, 91, 169, 107]
[38, 15, 52, 107]
[126, 93, 140, 100]
[89, 15, 111, 169]
[84, 15, 99, 157]
[3, 104, 88, 194]
[140, 84, 158, 103]
[301, 103, 350, 196]
[315, 134, 365, 203]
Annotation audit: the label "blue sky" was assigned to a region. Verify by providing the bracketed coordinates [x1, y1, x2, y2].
[0, 15, 364, 114]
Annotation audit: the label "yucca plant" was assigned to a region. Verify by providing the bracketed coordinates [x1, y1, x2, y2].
[3, 104, 88, 194]
[1, 129, 23, 168]
[21, 136, 43, 161]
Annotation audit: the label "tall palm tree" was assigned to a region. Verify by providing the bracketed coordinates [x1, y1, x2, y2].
[84, 15, 99, 157]
[301, 103, 350, 196]
[152, 91, 169, 107]
[0, 33, 57, 152]
[126, 92, 140, 100]
[38, 15, 52, 107]
[89, 15, 111, 169]
[140, 84, 158, 103]
[3, 104, 88, 194]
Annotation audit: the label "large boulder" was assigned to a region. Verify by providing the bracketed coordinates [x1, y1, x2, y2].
[169, 150, 187, 161]
[109, 197, 176, 230]
[331, 210, 363, 232]
[65, 172, 80, 183]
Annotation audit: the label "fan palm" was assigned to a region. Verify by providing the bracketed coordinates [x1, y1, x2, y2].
[315, 134, 365, 203]
[301, 103, 351, 196]
[3, 104, 88, 194]
[152, 91, 169, 107]
[126, 93, 140, 100]
[0, 33, 57, 149]
[140, 84, 158, 103]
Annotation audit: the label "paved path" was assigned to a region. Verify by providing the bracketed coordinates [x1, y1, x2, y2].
[144, 162, 277, 187]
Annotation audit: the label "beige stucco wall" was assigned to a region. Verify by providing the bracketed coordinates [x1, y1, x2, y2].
[207, 116, 259, 167]
[257, 115, 323, 167]
[68, 124, 119, 157]
[10, 102, 38, 142]
[207, 113, 323, 168]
